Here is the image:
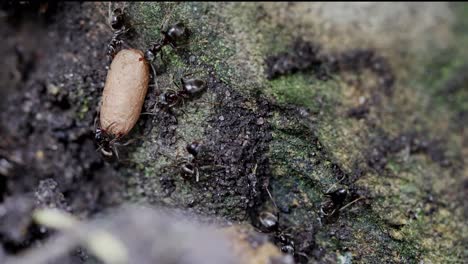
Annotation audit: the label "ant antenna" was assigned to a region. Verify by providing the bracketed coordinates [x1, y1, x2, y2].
[265, 185, 279, 212]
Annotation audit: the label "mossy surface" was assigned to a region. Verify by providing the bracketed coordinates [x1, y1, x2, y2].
[109, 2, 467, 263]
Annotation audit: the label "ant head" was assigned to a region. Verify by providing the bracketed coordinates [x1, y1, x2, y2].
[111, 8, 125, 30]
[258, 211, 279, 232]
[186, 141, 201, 157]
[325, 188, 348, 205]
[95, 127, 103, 142]
[95, 128, 115, 157]
[159, 91, 179, 107]
[163, 22, 189, 44]
[144, 49, 156, 62]
[181, 78, 206, 95]
[181, 163, 195, 177]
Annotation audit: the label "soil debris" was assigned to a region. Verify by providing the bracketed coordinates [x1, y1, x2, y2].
[366, 131, 452, 172]
[265, 39, 395, 96]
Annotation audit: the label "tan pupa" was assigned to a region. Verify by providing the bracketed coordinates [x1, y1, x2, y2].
[100, 49, 150, 137]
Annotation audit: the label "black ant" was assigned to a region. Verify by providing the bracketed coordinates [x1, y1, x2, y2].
[110, 7, 126, 30]
[106, 7, 131, 62]
[143, 21, 190, 90]
[319, 186, 364, 221]
[169, 141, 225, 182]
[94, 120, 136, 161]
[94, 126, 116, 157]
[143, 21, 190, 63]
[178, 141, 203, 182]
[158, 74, 207, 109]
[155, 141, 201, 181]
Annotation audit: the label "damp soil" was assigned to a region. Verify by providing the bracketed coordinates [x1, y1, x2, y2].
[0, 2, 277, 262]
[0, 1, 123, 258]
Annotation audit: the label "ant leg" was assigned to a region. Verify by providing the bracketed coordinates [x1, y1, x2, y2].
[140, 112, 159, 116]
[182, 69, 204, 78]
[149, 63, 159, 92]
[107, 2, 112, 25]
[120, 40, 131, 50]
[159, 49, 169, 65]
[178, 101, 188, 117]
[339, 197, 365, 212]
[167, 88, 179, 94]
[112, 144, 120, 162]
[159, 11, 172, 34]
[265, 185, 279, 212]
[119, 138, 137, 147]
[171, 41, 191, 51]
[171, 111, 179, 124]
[172, 73, 182, 90]
[100, 146, 113, 157]
[96, 144, 104, 153]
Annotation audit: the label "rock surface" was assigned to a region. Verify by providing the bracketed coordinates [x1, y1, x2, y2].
[0, 2, 466, 263]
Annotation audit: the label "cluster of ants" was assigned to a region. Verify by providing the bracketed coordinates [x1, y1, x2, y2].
[95, 5, 209, 182]
[106, 6, 206, 109]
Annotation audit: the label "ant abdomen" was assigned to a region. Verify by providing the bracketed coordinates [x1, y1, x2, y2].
[164, 22, 189, 44]
[111, 8, 125, 30]
[181, 78, 206, 95]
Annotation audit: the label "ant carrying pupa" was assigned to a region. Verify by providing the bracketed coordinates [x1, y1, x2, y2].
[94, 5, 197, 159]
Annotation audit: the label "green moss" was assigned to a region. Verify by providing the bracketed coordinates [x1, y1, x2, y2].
[407, 3, 468, 117]
[112, 3, 466, 262]
[267, 74, 337, 111]
[75, 89, 91, 121]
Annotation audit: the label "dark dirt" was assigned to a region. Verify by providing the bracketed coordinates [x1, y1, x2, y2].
[131, 73, 275, 221]
[265, 40, 325, 80]
[265, 39, 396, 125]
[0, 1, 278, 262]
[201, 79, 273, 218]
[0, 1, 123, 258]
[265, 39, 395, 96]
[366, 130, 453, 173]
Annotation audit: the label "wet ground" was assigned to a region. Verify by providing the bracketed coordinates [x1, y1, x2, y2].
[0, 2, 278, 262]
[0, 1, 124, 257]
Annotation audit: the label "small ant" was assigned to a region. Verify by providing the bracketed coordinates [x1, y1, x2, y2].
[94, 120, 135, 160]
[170, 141, 225, 182]
[143, 21, 190, 63]
[319, 187, 364, 220]
[178, 141, 202, 182]
[105, 7, 189, 69]
[106, 7, 131, 62]
[159, 74, 207, 109]
[94, 126, 116, 157]
[110, 7, 126, 30]
[144, 22, 190, 90]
